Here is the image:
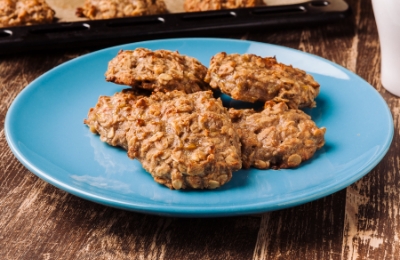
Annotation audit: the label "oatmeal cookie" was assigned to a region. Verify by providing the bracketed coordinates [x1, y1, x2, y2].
[84, 89, 150, 150]
[205, 52, 320, 108]
[76, 0, 167, 20]
[0, 0, 55, 27]
[229, 101, 326, 169]
[85, 90, 242, 190]
[105, 48, 210, 94]
[184, 0, 263, 12]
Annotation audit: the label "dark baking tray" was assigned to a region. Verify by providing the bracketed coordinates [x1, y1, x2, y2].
[0, 0, 350, 55]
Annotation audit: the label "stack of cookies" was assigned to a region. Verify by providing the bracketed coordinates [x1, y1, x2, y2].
[84, 47, 326, 190]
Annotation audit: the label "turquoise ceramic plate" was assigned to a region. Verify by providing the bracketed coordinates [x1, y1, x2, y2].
[5, 38, 394, 217]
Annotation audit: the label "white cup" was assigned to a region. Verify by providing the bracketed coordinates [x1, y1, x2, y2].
[372, 0, 400, 96]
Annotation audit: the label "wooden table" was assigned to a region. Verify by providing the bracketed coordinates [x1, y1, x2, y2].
[0, 0, 396, 259]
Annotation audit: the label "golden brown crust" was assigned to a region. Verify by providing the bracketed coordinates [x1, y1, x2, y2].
[85, 90, 242, 190]
[0, 0, 55, 27]
[105, 48, 210, 94]
[229, 101, 326, 169]
[76, 0, 167, 19]
[205, 52, 320, 108]
[184, 0, 263, 12]
[84, 89, 150, 150]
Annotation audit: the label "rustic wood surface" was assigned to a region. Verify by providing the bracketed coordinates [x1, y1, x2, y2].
[0, 0, 397, 259]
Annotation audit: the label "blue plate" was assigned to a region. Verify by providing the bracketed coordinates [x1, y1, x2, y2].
[5, 38, 394, 217]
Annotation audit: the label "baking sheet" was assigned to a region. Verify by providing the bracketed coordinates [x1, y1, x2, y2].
[0, 0, 351, 55]
[47, 0, 308, 22]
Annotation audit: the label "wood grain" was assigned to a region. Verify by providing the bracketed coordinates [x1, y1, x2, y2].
[341, 1, 400, 259]
[253, 191, 346, 260]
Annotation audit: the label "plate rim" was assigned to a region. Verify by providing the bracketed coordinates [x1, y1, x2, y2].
[5, 37, 394, 217]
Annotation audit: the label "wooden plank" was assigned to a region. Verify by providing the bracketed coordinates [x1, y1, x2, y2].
[253, 191, 346, 260]
[341, 0, 400, 258]
[0, 175, 260, 259]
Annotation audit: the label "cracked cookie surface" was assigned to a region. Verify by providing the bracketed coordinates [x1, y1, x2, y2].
[184, 0, 263, 12]
[85, 90, 242, 190]
[0, 0, 55, 27]
[105, 48, 210, 94]
[205, 52, 320, 108]
[76, 0, 167, 19]
[229, 101, 326, 169]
